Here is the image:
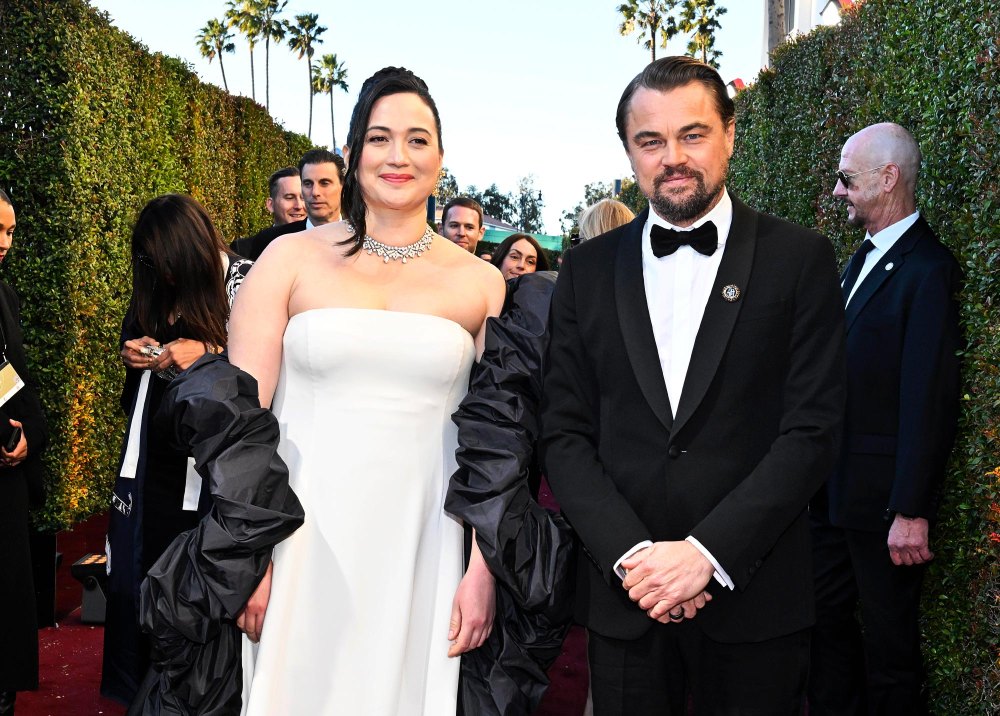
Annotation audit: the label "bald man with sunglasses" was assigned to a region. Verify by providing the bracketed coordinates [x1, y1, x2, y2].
[809, 123, 962, 715]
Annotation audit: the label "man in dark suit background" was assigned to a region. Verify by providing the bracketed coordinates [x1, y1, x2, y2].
[0, 188, 48, 716]
[231, 149, 345, 260]
[539, 56, 846, 714]
[808, 123, 961, 715]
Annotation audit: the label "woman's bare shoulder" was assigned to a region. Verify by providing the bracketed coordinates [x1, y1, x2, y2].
[254, 221, 354, 270]
[436, 238, 504, 292]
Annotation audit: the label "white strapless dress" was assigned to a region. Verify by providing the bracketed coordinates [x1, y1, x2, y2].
[241, 308, 474, 715]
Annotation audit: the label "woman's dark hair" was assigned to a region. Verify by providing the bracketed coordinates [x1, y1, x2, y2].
[340, 66, 442, 255]
[129, 194, 232, 348]
[490, 233, 550, 273]
[0, 188, 12, 208]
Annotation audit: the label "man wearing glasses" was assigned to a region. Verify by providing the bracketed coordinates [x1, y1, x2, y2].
[809, 123, 962, 715]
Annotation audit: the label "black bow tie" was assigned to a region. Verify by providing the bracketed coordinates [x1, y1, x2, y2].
[650, 221, 718, 258]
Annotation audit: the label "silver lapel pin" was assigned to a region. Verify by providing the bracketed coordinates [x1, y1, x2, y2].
[721, 284, 741, 302]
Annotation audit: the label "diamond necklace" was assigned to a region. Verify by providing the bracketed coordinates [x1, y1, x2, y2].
[360, 226, 434, 264]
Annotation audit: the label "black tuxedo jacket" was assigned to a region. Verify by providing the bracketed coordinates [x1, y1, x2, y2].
[230, 219, 306, 261]
[540, 198, 846, 643]
[823, 216, 961, 531]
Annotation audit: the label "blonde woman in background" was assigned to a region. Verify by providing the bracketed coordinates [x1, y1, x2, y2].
[578, 198, 635, 242]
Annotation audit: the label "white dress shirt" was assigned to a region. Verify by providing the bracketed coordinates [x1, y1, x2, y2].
[844, 211, 919, 304]
[613, 190, 734, 590]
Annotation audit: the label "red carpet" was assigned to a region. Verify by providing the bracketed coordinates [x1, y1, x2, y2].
[18, 508, 589, 715]
[19, 514, 125, 716]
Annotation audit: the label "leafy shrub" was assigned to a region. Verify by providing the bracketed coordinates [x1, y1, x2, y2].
[0, 0, 311, 529]
[729, 1, 999, 711]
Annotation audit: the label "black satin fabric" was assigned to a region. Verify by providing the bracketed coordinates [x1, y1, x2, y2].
[447, 271, 577, 715]
[129, 354, 304, 715]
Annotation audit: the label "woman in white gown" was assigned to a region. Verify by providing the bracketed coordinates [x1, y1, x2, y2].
[228, 67, 506, 715]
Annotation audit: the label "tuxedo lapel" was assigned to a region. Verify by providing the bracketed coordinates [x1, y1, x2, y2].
[844, 218, 927, 332]
[615, 210, 674, 432]
[671, 198, 757, 437]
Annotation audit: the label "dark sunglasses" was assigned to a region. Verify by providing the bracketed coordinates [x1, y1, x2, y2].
[836, 164, 887, 189]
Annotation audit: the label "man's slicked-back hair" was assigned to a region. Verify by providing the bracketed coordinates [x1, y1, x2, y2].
[0, 188, 12, 208]
[268, 166, 300, 200]
[615, 55, 735, 148]
[441, 196, 484, 229]
[298, 149, 346, 180]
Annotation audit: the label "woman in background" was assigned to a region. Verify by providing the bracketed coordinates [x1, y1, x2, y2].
[578, 198, 635, 241]
[102, 194, 250, 705]
[0, 188, 48, 716]
[490, 233, 549, 280]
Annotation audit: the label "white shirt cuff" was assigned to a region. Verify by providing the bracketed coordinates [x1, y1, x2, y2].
[613, 540, 653, 580]
[686, 535, 734, 590]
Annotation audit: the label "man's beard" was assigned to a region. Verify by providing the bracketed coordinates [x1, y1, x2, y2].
[845, 203, 866, 227]
[648, 167, 723, 225]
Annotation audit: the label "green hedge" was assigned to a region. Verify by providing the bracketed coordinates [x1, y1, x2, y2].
[0, 0, 311, 529]
[729, 0, 999, 711]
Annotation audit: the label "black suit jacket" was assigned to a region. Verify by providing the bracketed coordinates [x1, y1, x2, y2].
[824, 216, 961, 531]
[230, 219, 306, 261]
[540, 198, 846, 643]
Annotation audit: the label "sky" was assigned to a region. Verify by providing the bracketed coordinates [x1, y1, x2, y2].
[88, 1, 768, 233]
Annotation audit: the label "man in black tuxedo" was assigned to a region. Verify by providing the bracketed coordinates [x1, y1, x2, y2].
[808, 123, 961, 715]
[231, 150, 345, 260]
[540, 56, 846, 714]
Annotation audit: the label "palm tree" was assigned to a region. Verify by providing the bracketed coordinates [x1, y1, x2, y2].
[196, 18, 236, 92]
[618, 0, 680, 62]
[226, 0, 263, 102]
[287, 13, 327, 139]
[258, 0, 290, 110]
[312, 54, 349, 149]
[679, 0, 727, 68]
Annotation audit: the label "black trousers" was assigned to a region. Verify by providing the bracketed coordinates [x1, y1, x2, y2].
[808, 511, 927, 716]
[588, 620, 810, 715]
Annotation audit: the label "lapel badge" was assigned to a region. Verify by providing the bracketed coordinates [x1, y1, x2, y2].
[721, 284, 741, 302]
[885, 262, 894, 271]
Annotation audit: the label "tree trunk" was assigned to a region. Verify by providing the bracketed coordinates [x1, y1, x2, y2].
[249, 46, 256, 102]
[306, 58, 313, 139]
[330, 92, 336, 149]
[650, 23, 657, 61]
[219, 53, 229, 92]
[768, 0, 786, 53]
[265, 37, 270, 110]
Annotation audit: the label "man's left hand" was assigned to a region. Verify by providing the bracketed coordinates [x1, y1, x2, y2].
[621, 540, 716, 613]
[887, 514, 933, 566]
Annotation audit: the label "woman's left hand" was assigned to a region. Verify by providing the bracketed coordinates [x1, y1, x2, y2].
[151, 338, 208, 374]
[0, 419, 27, 467]
[447, 538, 496, 657]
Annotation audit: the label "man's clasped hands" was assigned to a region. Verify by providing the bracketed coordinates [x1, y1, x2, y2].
[621, 540, 716, 623]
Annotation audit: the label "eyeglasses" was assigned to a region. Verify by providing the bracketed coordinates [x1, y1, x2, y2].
[836, 164, 887, 189]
